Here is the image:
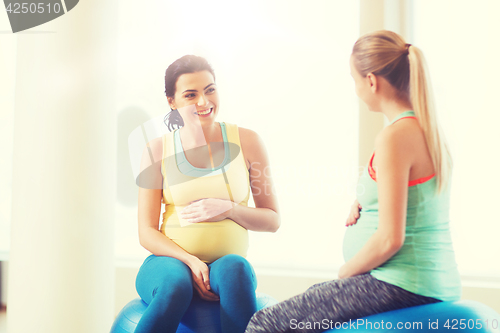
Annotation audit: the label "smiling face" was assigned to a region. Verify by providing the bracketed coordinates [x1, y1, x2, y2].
[168, 70, 219, 126]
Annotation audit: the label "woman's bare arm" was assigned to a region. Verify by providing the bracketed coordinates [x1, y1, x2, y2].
[338, 125, 411, 278]
[227, 127, 280, 232]
[136, 136, 195, 262]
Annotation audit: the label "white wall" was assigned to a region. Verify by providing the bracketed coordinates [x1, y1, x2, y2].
[0, 10, 16, 261]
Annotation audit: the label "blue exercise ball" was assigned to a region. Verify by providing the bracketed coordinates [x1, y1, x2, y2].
[322, 300, 500, 332]
[110, 292, 278, 333]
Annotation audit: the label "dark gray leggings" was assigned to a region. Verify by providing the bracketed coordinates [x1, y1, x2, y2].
[245, 273, 441, 333]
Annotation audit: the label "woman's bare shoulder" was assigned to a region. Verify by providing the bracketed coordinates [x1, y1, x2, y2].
[375, 118, 422, 151]
[237, 127, 266, 168]
[238, 126, 259, 141]
[238, 127, 265, 151]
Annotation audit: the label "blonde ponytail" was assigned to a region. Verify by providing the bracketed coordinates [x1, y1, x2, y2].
[407, 46, 451, 193]
[352, 30, 451, 193]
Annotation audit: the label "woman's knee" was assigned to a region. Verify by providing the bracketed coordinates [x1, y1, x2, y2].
[136, 255, 193, 304]
[214, 254, 253, 275]
[210, 254, 257, 290]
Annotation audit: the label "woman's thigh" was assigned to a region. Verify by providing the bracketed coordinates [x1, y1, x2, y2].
[245, 273, 440, 333]
[135, 254, 193, 304]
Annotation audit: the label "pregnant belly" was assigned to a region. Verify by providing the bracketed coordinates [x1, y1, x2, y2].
[163, 219, 249, 263]
[342, 217, 377, 262]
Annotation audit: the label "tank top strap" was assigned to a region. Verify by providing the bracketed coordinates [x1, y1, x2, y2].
[223, 122, 241, 146]
[222, 122, 250, 178]
[389, 110, 416, 125]
[369, 110, 435, 186]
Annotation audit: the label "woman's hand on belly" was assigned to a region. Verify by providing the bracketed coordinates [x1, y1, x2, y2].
[186, 255, 220, 302]
[179, 198, 236, 224]
[346, 199, 362, 226]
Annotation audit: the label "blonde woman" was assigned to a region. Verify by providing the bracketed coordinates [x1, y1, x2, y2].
[245, 30, 461, 333]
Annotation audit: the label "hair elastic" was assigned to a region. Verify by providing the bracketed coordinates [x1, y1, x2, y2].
[405, 43, 412, 54]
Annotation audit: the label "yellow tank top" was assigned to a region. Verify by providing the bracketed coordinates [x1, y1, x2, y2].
[160, 122, 250, 263]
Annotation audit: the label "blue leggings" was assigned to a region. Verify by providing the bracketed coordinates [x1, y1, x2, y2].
[135, 254, 258, 333]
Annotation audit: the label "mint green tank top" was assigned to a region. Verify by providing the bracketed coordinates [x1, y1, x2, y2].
[343, 111, 461, 302]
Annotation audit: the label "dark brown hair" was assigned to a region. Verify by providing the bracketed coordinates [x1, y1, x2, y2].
[163, 55, 216, 131]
